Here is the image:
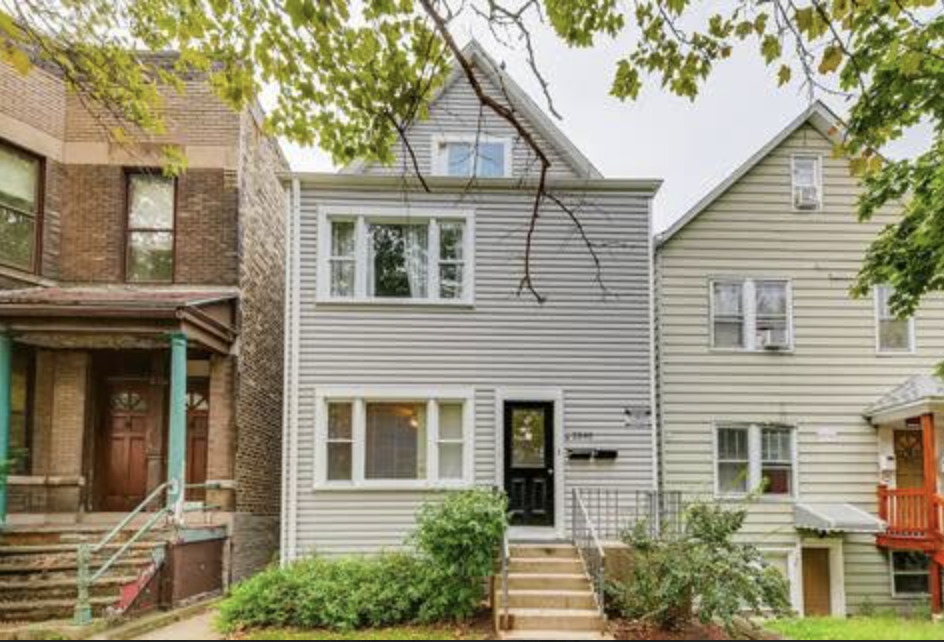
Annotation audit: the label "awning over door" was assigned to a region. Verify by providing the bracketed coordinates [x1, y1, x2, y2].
[794, 503, 885, 534]
[863, 374, 944, 425]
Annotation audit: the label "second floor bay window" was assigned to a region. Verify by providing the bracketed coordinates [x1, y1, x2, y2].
[711, 278, 792, 351]
[0, 141, 42, 271]
[126, 172, 176, 283]
[319, 209, 473, 304]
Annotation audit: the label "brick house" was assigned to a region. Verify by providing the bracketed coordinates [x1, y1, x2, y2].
[0, 56, 286, 620]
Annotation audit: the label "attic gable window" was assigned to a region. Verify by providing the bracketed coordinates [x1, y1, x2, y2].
[791, 155, 822, 211]
[433, 136, 510, 178]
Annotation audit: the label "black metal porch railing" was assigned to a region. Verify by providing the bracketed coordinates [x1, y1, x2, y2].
[572, 488, 606, 616]
[574, 488, 685, 541]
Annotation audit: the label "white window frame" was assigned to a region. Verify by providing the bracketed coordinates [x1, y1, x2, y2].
[713, 422, 798, 500]
[432, 134, 513, 178]
[874, 285, 916, 354]
[313, 386, 475, 490]
[709, 278, 794, 352]
[791, 154, 823, 212]
[889, 550, 930, 598]
[316, 206, 475, 305]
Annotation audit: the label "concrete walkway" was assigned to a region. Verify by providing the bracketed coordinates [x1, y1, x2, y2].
[134, 610, 221, 640]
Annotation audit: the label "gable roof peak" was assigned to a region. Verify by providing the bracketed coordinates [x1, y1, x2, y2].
[657, 100, 846, 247]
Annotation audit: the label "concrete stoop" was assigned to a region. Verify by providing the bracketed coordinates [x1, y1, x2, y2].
[498, 543, 611, 640]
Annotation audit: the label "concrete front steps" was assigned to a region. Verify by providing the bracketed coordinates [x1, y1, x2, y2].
[499, 543, 610, 640]
[0, 526, 169, 622]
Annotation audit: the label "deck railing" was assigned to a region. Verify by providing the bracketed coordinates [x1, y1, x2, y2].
[878, 485, 944, 539]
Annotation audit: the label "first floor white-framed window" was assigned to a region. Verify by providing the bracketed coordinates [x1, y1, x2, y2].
[314, 387, 475, 489]
[710, 278, 792, 351]
[715, 423, 796, 498]
[317, 207, 474, 304]
[875, 285, 915, 353]
[890, 550, 930, 597]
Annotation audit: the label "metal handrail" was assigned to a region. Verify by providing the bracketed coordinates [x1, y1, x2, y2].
[74, 480, 219, 625]
[572, 488, 606, 617]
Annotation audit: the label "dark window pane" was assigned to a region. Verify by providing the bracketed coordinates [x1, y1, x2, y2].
[369, 224, 428, 298]
[893, 551, 929, 573]
[327, 443, 352, 481]
[127, 231, 174, 282]
[894, 573, 929, 595]
[0, 206, 35, 270]
[761, 466, 792, 495]
[365, 402, 426, 479]
[511, 408, 545, 468]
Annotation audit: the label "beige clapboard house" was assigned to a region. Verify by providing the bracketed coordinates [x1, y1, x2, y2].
[656, 102, 944, 617]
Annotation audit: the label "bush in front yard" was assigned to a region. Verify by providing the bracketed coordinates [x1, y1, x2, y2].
[218, 488, 508, 633]
[608, 500, 791, 633]
[412, 489, 509, 621]
[218, 553, 431, 632]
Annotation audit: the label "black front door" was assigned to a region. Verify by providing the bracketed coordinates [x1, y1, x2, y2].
[504, 401, 555, 527]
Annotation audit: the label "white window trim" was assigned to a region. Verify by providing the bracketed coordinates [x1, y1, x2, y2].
[874, 285, 916, 354]
[313, 386, 475, 491]
[712, 422, 799, 501]
[889, 550, 931, 599]
[431, 134, 513, 178]
[316, 206, 475, 306]
[791, 154, 823, 212]
[760, 547, 802, 613]
[800, 538, 846, 617]
[708, 277, 794, 352]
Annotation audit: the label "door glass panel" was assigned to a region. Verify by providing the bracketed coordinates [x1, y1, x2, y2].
[894, 430, 925, 489]
[511, 407, 546, 469]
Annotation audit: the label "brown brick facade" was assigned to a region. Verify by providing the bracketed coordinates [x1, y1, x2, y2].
[0, 57, 288, 582]
[59, 165, 239, 285]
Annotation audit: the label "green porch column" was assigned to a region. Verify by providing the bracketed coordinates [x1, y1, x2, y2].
[166, 332, 188, 519]
[0, 331, 11, 526]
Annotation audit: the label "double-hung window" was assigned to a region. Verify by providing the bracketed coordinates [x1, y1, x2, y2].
[715, 423, 795, 498]
[792, 155, 822, 210]
[711, 279, 791, 350]
[319, 209, 473, 304]
[315, 388, 474, 488]
[126, 172, 176, 283]
[433, 136, 510, 178]
[875, 285, 914, 353]
[891, 551, 929, 597]
[0, 141, 42, 271]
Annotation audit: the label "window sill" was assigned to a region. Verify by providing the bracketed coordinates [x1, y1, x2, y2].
[312, 481, 475, 492]
[708, 347, 795, 355]
[315, 297, 474, 309]
[875, 350, 916, 357]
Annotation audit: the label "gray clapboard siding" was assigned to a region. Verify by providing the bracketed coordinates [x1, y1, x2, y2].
[657, 122, 944, 611]
[353, 58, 587, 180]
[284, 180, 656, 556]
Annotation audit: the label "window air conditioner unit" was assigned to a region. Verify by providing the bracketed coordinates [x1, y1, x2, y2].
[758, 329, 789, 351]
[794, 186, 820, 210]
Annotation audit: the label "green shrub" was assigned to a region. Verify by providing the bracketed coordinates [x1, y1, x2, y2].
[411, 489, 508, 621]
[608, 501, 791, 633]
[219, 488, 508, 633]
[218, 553, 431, 633]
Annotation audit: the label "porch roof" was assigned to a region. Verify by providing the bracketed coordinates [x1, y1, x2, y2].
[863, 374, 944, 425]
[0, 286, 238, 353]
[794, 502, 885, 534]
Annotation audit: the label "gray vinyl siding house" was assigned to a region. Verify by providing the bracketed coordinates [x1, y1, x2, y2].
[281, 42, 659, 557]
[656, 102, 944, 616]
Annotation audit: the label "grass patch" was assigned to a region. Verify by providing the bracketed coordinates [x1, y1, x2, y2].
[237, 623, 489, 640]
[768, 616, 944, 640]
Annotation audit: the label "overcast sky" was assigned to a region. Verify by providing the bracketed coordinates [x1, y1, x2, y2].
[272, 19, 869, 234]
